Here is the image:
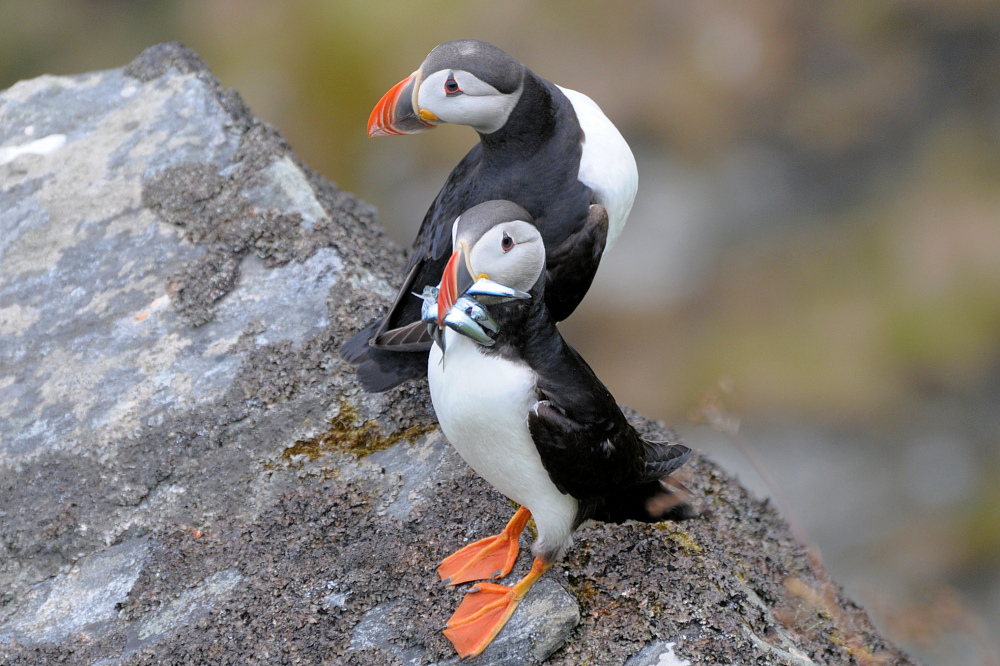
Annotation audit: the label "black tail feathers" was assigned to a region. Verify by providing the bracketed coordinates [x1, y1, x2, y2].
[339, 320, 427, 392]
[590, 479, 697, 525]
[644, 442, 691, 479]
[339, 320, 380, 365]
[587, 443, 697, 524]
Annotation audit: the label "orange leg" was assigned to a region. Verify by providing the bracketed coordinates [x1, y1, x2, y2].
[437, 506, 531, 586]
[443, 556, 552, 659]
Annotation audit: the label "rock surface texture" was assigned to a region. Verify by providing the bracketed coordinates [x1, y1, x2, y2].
[0, 44, 917, 666]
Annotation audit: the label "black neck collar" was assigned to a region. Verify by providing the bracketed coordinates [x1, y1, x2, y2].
[477, 71, 559, 163]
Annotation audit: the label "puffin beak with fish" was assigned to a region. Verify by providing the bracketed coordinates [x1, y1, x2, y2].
[341, 39, 638, 393]
[422, 200, 694, 659]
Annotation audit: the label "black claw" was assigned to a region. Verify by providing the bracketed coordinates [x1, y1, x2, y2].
[439, 577, 453, 588]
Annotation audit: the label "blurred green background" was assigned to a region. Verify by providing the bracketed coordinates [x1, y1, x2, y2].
[3, 1, 999, 663]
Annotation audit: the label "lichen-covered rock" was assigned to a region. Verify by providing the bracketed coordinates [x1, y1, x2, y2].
[0, 44, 919, 665]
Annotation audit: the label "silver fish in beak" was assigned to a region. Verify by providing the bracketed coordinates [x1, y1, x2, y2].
[420, 283, 496, 349]
[464, 277, 530, 302]
[454, 295, 499, 333]
[431, 247, 532, 350]
[442, 307, 495, 346]
[417, 285, 440, 325]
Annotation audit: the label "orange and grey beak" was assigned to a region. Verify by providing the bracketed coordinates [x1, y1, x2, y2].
[437, 243, 475, 328]
[367, 70, 439, 137]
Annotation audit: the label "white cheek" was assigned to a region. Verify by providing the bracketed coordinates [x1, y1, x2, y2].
[417, 71, 447, 114]
[470, 242, 503, 279]
[417, 71, 518, 134]
[472, 244, 543, 293]
[439, 96, 506, 133]
[510, 245, 545, 292]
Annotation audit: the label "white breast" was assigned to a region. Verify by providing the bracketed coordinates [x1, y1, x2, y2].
[428, 331, 579, 560]
[558, 86, 638, 255]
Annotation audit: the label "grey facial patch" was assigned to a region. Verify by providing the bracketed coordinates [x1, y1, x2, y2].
[422, 40, 524, 95]
[454, 200, 534, 248]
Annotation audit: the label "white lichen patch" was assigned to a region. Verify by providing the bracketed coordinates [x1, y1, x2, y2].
[655, 643, 691, 666]
[92, 332, 193, 440]
[134, 331, 188, 376]
[122, 128, 170, 168]
[24, 326, 194, 450]
[80, 272, 161, 318]
[344, 266, 398, 302]
[0, 133, 67, 166]
[0, 303, 40, 336]
[203, 332, 243, 357]
[170, 372, 193, 395]
[35, 348, 105, 422]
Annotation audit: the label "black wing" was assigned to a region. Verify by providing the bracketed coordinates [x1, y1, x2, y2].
[526, 339, 691, 523]
[381, 144, 485, 337]
[408, 144, 485, 270]
[543, 204, 608, 321]
[338, 146, 485, 390]
[341, 76, 602, 391]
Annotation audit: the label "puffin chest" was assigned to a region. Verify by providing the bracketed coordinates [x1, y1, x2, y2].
[428, 332, 552, 506]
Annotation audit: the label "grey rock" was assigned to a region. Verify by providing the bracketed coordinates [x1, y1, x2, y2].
[0, 44, 920, 666]
[0, 538, 149, 645]
[322, 589, 352, 611]
[128, 568, 243, 647]
[625, 640, 691, 666]
[446, 577, 581, 666]
[0, 41, 403, 657]
[351, 600, 428, 665]
[369, 428, 451, 521]
[350, 578, 578, 666]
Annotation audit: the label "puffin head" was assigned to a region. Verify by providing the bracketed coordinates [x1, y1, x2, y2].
[436, 200, 544, 328]
[368, 40, 525, 137]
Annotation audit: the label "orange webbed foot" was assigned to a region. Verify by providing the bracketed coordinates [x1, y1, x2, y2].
[437, 506, 530, 585]
[442, 557, 551, 659]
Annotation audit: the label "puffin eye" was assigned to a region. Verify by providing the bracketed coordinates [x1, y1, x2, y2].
[444, 75, 461, 96]
[501, 231, 514, 253]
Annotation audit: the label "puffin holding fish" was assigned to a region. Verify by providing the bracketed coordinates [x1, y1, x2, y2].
[341, 39, 638, 392]
[423, 201, 693, 658]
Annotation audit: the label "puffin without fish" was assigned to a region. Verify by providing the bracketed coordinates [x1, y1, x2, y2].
[341, 39, 638, 392]
[427, 201, 693, 658]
